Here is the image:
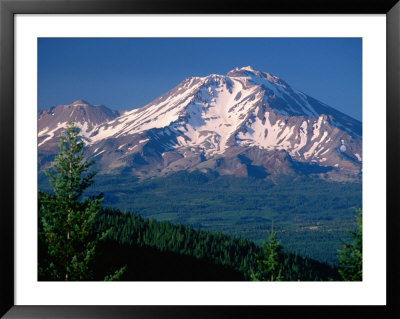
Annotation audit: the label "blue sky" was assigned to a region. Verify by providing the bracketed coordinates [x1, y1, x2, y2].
[38, 38, 362, 121]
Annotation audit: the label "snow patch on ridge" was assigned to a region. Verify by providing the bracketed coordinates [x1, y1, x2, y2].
[38, 122, 68, 147]
[237, 111, 296, 151]
[175, 77, 261, 156]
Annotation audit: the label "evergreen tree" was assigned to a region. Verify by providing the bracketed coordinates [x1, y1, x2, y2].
[252, 222, 283, 281]
[39, 121, 124, 280]
[338, 209, 362, 281]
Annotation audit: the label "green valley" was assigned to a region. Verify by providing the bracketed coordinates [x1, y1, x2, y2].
[39, 170, 361, 264]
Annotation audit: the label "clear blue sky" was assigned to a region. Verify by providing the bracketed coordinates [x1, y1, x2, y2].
[38, 38, 362, 121]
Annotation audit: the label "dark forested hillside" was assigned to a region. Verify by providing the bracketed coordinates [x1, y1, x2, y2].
[97, 207, 341, 281]
[39, 190, 341, 281]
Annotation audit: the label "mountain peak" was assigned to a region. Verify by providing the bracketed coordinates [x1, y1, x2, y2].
[238, 65, 257, 72]
[227, 66, 258, 75]
[226, 66, 267, 79]
[71, 99, 90, 106]
[227, 66, 279, 79]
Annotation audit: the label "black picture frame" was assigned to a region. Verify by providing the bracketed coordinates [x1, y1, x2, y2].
[1, 0, 399, 318]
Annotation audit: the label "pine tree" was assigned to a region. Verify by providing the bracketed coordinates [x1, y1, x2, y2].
[39, 121, 124, 280]
[251, 222, 283, 281]
[338, 209, 362, 281]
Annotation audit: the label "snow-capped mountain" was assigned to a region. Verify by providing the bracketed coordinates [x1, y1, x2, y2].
[38, 67, 362, 181]
[38, 99, 120, 152]
[38, 99, 121, 169]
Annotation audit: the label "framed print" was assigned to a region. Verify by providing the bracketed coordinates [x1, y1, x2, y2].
[1, 0, 399, 318]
